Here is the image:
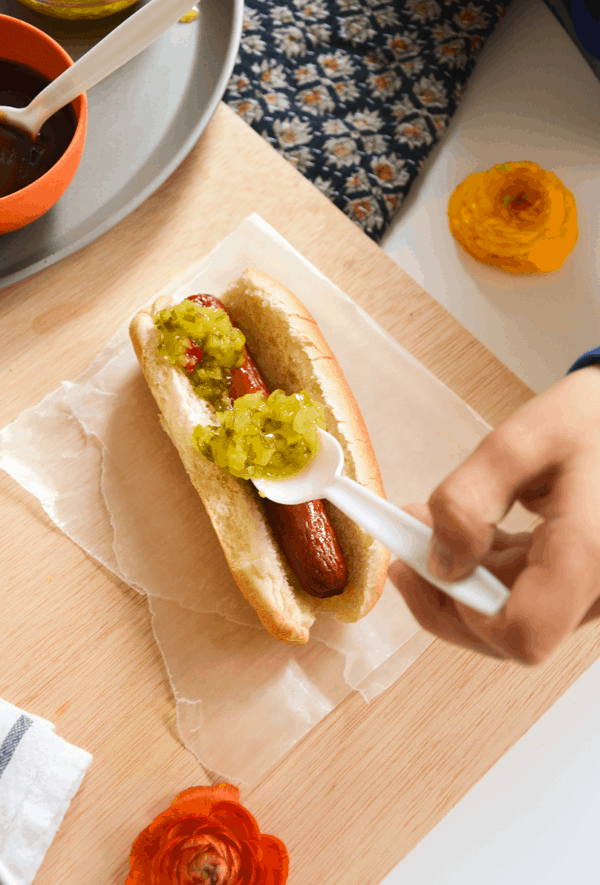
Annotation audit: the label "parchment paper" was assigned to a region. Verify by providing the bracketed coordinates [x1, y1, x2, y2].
[0, 215, 530, 786]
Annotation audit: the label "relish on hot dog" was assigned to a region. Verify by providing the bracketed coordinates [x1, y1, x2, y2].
[129, 268, 389, 643]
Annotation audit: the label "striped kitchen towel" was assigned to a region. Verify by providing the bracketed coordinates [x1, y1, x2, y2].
[0, 700, 92, 885]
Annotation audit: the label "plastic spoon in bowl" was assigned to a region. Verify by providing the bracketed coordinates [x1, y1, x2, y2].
[253, 427, 510, 618]
[0, 0, 199, 140]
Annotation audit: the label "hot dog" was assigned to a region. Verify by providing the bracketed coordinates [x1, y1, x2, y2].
[186, 292, 348, 600]
[129, 268, 389, 643]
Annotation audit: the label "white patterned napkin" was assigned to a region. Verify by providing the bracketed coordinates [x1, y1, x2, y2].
[0, 700, 92, 885]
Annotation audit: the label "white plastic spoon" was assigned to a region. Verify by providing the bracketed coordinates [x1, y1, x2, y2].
[254, 427, 510, 617]
[0, 0, 199, 139]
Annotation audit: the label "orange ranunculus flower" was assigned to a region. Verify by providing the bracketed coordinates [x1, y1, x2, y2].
[125, 784, 289, 885]
[448, 161, 578, 273]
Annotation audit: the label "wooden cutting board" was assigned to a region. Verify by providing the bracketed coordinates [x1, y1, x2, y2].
[1, 103, 598, 885]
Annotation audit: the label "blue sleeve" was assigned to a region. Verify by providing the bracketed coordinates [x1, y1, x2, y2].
[567, 346, 600, 374]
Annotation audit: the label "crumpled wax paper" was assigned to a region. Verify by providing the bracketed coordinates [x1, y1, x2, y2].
[0, 215, 534, 786]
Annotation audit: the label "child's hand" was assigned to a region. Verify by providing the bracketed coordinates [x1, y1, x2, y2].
[388, 366, 600, 664]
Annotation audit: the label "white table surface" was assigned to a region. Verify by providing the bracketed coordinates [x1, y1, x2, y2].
[381, 0, 600, 395]
[380, 0, 600, 880]
[380, 655, 600, 885]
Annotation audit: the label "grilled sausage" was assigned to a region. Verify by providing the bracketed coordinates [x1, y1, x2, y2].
[187, 293, 348, 598]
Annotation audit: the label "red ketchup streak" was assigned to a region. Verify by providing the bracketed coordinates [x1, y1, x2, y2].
[184, 343, 204, 372]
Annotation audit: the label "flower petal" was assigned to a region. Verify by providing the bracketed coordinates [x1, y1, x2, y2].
[209, 801, 263, 843]
[260, 834, 290, 885]
[171, 784, 240, 813]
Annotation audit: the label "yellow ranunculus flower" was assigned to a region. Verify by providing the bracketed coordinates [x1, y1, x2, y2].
[448, 161, 578, 273]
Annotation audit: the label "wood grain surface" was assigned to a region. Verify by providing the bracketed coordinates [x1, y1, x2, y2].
[1, 103, 599, 885]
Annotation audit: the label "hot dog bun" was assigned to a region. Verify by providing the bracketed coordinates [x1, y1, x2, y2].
[129, 268, 390, 643]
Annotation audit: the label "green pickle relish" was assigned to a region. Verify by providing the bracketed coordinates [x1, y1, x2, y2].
[154, 301, 245, 407]
[193, 390, 326, 481]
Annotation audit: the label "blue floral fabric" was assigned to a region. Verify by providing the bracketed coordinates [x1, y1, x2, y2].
[225, 0, 510, 241]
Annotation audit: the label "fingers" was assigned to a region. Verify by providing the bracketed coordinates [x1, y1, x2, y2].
[427, 421, 568, 582]
[390, 503, 600, 664]
[505, 518, 600, 662]
[387, 557, 508, 659]
[427, 442, 547, 581]
[391, 365, 600, 663]
[389, 518, 599, 665]
[389, 504, 521, 659]
[427, 368, 600, 583]
[457, 516, 600, 664]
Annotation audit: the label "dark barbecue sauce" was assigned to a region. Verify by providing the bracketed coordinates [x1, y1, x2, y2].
[0, 59, 78, 198]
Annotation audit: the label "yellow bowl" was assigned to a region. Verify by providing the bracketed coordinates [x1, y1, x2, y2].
[15, 0, 139, 19]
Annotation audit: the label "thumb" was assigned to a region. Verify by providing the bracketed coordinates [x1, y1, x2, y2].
[426, 427, 552, 581]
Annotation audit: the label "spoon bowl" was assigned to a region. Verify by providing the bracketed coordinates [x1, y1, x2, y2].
[254, 427, 511, 618]
[255, 427, 344, 505]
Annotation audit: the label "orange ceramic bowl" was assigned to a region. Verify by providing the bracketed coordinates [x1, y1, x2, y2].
[0, 14, 87, 234]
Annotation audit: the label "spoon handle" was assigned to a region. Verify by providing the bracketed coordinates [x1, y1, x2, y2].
[19, 0, 197, 134]
[325, 474, 510, 617]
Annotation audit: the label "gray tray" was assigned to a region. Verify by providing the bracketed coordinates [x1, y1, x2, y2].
[0, 0, 243, 288]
